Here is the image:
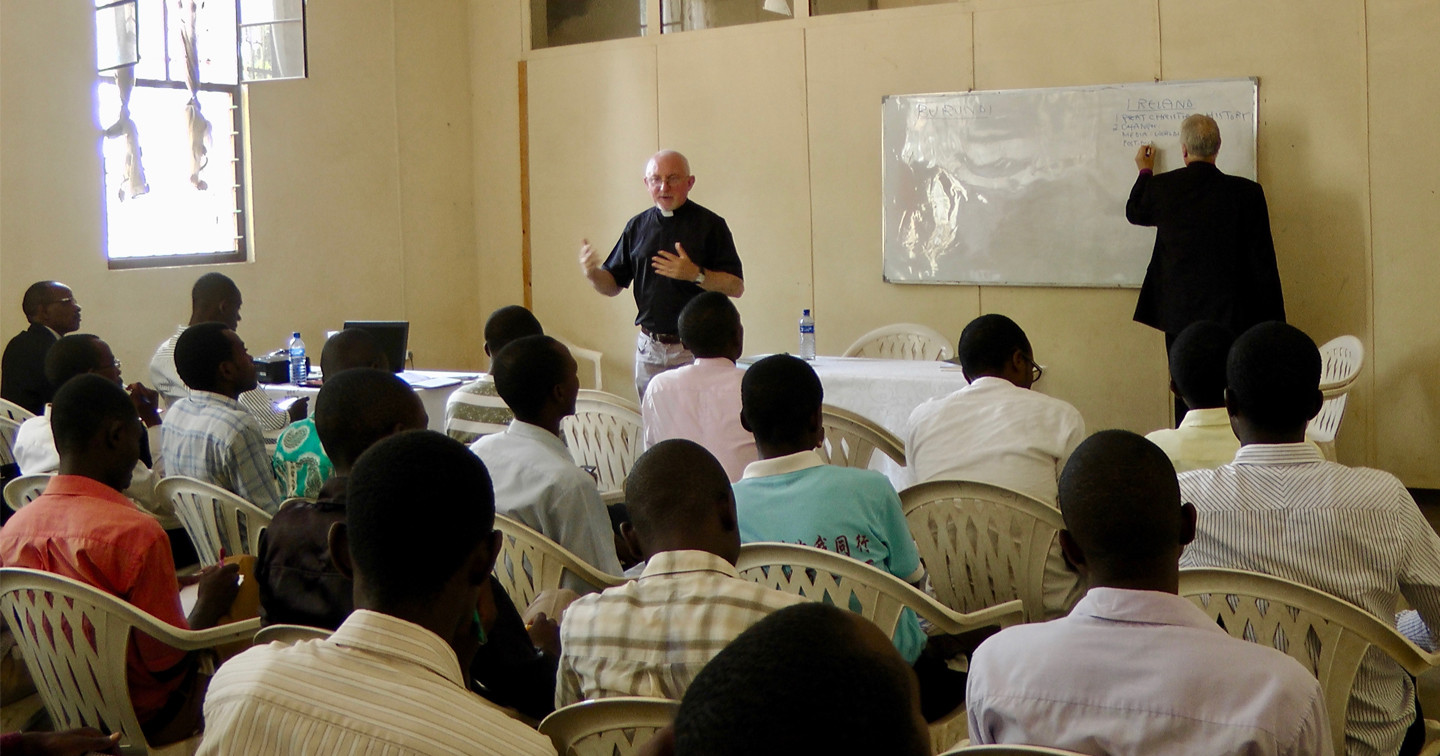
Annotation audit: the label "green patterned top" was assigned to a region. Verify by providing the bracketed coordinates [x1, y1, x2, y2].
[271, 417, 333, 498]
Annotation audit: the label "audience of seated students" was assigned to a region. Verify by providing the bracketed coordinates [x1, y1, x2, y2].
[557, 439, 804, 707]
[2, 281, 82, 415]
[0, 375, 241, 746]
[1180, 322, 1440, 756]
[197, 431, 556, 756]
[469, 335, 623, 579]
[1144, 320, 1241, 472]
[966, 429, 1331, 755]
[445, 305, 544, 445]
[161, 321, 283, 513]
[270, 328, 388, 498]
[640, 292, 757, 483]
[643, 603, 932, 756]
[150, 272, 301, 431]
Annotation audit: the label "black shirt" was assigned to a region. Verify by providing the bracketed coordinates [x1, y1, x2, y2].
[601, 200, 743, 335]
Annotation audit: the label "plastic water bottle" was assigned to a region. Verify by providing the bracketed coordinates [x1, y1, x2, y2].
[288, 332, 307, 384]
[798, 309, 816, 361]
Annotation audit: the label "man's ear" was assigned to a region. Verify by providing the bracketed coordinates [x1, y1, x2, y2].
[102, 416, 128, 452]
[1305, 388, 1324, 422]
[1224, 387, 1238, 417]
[739, 409, 752, 433]
[467, 529, 503, 586]
[1179, 502, 1197, 547]
[619, 521, 644, 561]
[718, 493, 738, 533]
[1058, 529, 1086, 575]
[328, 522, 354, 580]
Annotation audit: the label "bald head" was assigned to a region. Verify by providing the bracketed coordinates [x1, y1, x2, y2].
[1181, 114, 1221, 162]
[320, 327, 387, 379]
[624, 440, 738, 562]
[315, 368, 427, 472]
[646, 150, 690, 177]
[645, 150, 695, 212]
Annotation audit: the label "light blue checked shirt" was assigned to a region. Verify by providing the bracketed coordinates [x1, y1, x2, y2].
[162, 390, 282, 514]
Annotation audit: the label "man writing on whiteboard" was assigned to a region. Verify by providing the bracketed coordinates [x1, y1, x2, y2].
[578, 150, 744, 399]
[1127, 113, 1285, 423]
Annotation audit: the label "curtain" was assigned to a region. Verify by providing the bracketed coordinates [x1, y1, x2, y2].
[101, 65, 149, 200]
[180, 0, 213, 190]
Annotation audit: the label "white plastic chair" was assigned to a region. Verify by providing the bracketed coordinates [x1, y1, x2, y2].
[154, 476, 273, 566]
[941, 746, 1089, 755]
[843, 323, 954, 361]
[492, 514, 628, 610]
[538, 697, 678, 756]
[0, 397, 36, 422]
[900, 480, 1068, 623]
[819, 404, 906, 471]
[1, 416, 20, 470]
[557, 339, 606, 392]
[0, 567, 259, 756]
[4, 473, 52, 513]
[253, 623, 332, 646]
[561, 390, 643, 503]
[1179, 567, 1440, 756]
[1306, 335, 1365, 461]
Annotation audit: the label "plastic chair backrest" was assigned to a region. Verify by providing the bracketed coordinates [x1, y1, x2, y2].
[842, 323, 954, 361]
[0, 416, 20, 468]
[560, 390, 643, 498]
[819, 404, 906, 470]
[557, 339, 606, 392]
[492, 514, 628, 609]
[0, 397, 36, 422]
[154, 476, 273, 566]
[253, 623, 333, 646]
[940, 746, 1090, 755]
[1317, 335, 1364, 394]
[538, 697, 678, 756]
[4, 473, 53, 513]
[901, 480, 1062, 623]
[1179, 567, 1440, 756]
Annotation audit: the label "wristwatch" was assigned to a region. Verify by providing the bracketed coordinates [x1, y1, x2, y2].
[693, 267, 707, 285]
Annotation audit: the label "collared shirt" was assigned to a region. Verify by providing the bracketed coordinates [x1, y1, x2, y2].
[1180, 443, 1440, 756]
[271, 417, 332, 498]
[162, 390, 283, 513]
[444, 373, 513, 446]
[733, 450, 927, 663]
[905, 376, 1086, 507]
[0, 475, 191, 724]
[640, 357, 757, 483]
[469, 421, 623, 580]
[967, 588, 1331, 756]
[556, 550, 805, 707]
[150, 325, 288, 432]
[1145, 406, 1241, 473]
[601, 200, 743, 334]
[197, 609, 556, 756]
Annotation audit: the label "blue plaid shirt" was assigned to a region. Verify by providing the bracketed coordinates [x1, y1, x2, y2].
[162, 390, 282, 513]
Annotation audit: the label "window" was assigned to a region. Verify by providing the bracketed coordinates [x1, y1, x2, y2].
[95, 0, 306, 269]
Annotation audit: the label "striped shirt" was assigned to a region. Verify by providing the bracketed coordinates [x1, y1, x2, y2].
[162, 390, 283, 513]
[150, 325, 289, 432]
[444, 374, 513, 445]
[1179, 443, 1440, 756]
[556, 550, 806, 707]
[198, 609, 555, 756]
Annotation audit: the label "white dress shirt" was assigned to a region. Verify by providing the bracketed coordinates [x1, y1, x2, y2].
[1180, 443, 1440, 756]
[640, 357, 757, 483]
[198, 609, 556, 756]
[967, 587, 1332, 756]
[1145, 406, 1241, 473]
[469, 420, 623, 582]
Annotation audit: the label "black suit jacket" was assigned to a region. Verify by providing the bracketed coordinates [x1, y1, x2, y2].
[1, 323, 58, 415]
[1127, 161, 1286, 336]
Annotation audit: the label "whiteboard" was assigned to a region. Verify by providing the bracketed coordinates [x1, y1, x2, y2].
[881, 78, 1258, 287]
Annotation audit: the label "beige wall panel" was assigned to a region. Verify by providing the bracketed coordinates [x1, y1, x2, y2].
[472, 0, 527, 329]
[974, 0, 1159, 90]
[656, 27, 812, 363]
[805, 9, 980, 356]
[1160, 0, 1373, 467]
[1367, 0, 1440, 487]
[526, 44, 659, 397]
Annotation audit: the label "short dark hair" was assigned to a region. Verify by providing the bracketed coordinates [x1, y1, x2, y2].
[740, 354, 822, 447]
[320, 328, 386, 378]
[21, 281, 62, 320]
[1059, 430, 1181, 567]
[1168, 321, 1235, 409]
[174, 321, 234, 393]
[346, 430, 495, 604]
[315, 368, 422, 470]
[44, 334, 105, 388]
[491, 335, 569, 420]
[678, 292, 741, 358]
[51, 374, 134, 456]
[1227, 322, 1322, 431]
[191, 272, 239, 310]
[674, 603, 927, 756]
[626, 439, 731, 540]
[483, 305, 543, 357]
[957, 314, 1031, 377]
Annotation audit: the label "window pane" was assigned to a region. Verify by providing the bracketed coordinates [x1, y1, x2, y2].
[810, 0, 952, 16]
[241, 20, 306, 81]
[661, 0, 790, 33]
[100, 83, 241, 259]
[239, 0, 303, 25]
[196, 0, 239, 84]
[531, 0, 644, 49]
[134, 0, 167, 80]
[96, 2, 139, 72]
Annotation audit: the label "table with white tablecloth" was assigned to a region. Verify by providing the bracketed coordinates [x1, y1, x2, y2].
[259, 370, 477, 435]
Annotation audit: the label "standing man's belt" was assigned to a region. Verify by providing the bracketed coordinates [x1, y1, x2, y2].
[640, 327, 682, 345]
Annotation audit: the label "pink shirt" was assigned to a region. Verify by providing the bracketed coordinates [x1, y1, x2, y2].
[640, 357, 757, 483]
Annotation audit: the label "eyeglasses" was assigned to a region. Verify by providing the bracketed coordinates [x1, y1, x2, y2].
[44, 297, 78, 307]
[1025, 354, 1044, 383]
[645, 174, 688, 188]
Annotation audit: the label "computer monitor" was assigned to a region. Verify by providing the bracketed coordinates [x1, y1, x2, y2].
[341, 321, 408, 374]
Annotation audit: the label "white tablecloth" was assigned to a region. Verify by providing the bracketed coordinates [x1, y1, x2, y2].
[259, 370, 477, 434]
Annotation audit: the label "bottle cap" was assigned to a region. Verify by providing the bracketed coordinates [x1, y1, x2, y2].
[293, 332, 301, 338]
[803, 309, 811, 316]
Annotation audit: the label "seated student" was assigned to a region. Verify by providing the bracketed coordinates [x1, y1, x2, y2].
[557, 439, 804, 707]
[445, 305, 544, 445]
[966, 430, 1330, 756]
[469, 335, 623, 580]
[643, 603, 932, 756]
[640, 292, 757, 483]
[161, 321, 283, 513]
[1181, 322, 1440, 756]
[271, 328, 388, 498]
[1145, 320, 1240, 472]
[1, 375, 240, 746]
[2, 281, 82, 415]
[198, 431, 556, 756]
